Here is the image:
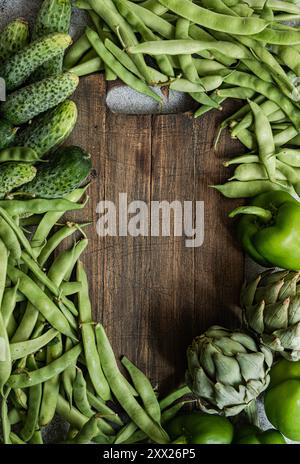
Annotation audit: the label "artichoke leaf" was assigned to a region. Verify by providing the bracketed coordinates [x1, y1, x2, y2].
[205, 326, 230, 339]
[255, 280, 284, 305]
[236, 352, 265, 382]
[279, 274, 299, 299]
[199, 342, 219, 378]
[214, 352, 242, 385]
[261, 333, 284, 352]
[287, 295, 300, 325]
[187, 345, 201, 372]
[263, 298, 289, 332]
[241, 276, 261, 307]
[231, 332, 258, 352]
[260, 344, 273, 367]
[273, 322, 300, 350]
[213, 336, 246, 356]
[260, 269, 289, 286]
[246, 301, 265, 334]
[214, 382, 246, 411]
[192, 367, 215, 400]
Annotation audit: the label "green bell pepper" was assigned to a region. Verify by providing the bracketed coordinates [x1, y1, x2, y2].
[229, 191, 300, 270]
[234, 425, 285, 444]
[265, 359, 300, 441]
[166, 412, 234, 444]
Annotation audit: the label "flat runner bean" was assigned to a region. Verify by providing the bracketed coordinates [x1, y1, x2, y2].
[158, 0, 268, 35]
[20, 356, 42, 442]
[7, 265, 76, 340]
[77, 262, 110, 401]
[224, 71, 300, 130]
[39, 335, 63, 426]
[8, 344, 81, 389]
[86, 28, 162, 101]
[95, 324, 170, 444]
[10, 328, 58, 360]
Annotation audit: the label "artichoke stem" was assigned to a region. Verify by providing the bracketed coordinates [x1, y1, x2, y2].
[244, 400, 260, 428]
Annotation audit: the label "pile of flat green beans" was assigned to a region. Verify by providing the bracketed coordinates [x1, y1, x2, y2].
[68, 0, 300, 199]
[0, 187, 191, 444]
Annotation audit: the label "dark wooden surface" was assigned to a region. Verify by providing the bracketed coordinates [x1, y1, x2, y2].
[68, 75, 245, 393]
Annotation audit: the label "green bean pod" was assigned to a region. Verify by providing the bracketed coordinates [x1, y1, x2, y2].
[64, 33, 91, 69]
[0, 242, 11, 396]
[86, 390, 123, 426]
[7, 265, 76, 340]
[0, 198, 85, 218]
[61, 338, 76, 408]
[277, 149, 300, 167]
[38, 222, 89, 267]
[20, 356, 42, 442]
[230, 163, 286, 182]
[86, 27, 161, 102]
[74, 368, 94, 417]
[157, 0, 268, 35]
[8, 344, 81, 389]
[1, 388, 11, 444]
[213, 180, 295, 198]
[10, 328, 58, 360]
[95, 323, 170, 444]
[39, 334, 63, 426]
[48, 239, 88, 287]
[249, 100, 276, 182]
[69, 57, 103, 76]
[73, 415, 101, 444]
[77, 262, 110, 401]
[21, 251, 78, 316]
[121, 356, 161, 422]
[31, 186, 88, 256]
[0, 147, 40, 164]
[1, 283, 19, 328]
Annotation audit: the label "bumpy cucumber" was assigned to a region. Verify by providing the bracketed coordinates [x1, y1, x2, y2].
[14, 100, 78, 157]
[0, 120, 18, 150]
[32, 0, 72, 79]
[0, 163, 37, 199]
[0, 33, 72, 91]
[1, 72, 79, 125]
[19, 146, 92, 198]
[0, 19, 29, 63]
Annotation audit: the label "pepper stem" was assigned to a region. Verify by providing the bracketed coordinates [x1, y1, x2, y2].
[229, 206, 272, 222]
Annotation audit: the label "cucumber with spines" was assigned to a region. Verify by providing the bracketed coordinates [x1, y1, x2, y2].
[0, 163, 37, 199]
[32, 0, 72, 79]
[0, 33, 72, 91]
[14, 100, 78, 158]
[1, 72, 79, 125]
[0, 19, 29, 62]
[0, 120, 18, 150]
[18, 146, 92, 199]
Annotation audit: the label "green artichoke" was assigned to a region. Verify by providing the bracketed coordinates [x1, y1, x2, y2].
[186, 326, 273, 416]
[241, 269, 300, 361]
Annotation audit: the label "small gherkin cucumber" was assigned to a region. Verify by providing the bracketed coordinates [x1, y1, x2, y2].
[0, 163, 37, 199]
[0, 120, 18, 150]
[1, 72, 79, 125]
[0, 19, 29, 63]
[0, 33, 72, 91]
[14, 100, 78, 158]
[19, 146, 92, 198]
[32, 0, 72, 79]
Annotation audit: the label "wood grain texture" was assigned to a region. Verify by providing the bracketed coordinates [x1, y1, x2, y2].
[68, 75, 245, 392]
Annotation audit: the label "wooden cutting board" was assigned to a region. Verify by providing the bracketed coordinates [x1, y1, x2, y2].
[66, 75, 245, 392]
